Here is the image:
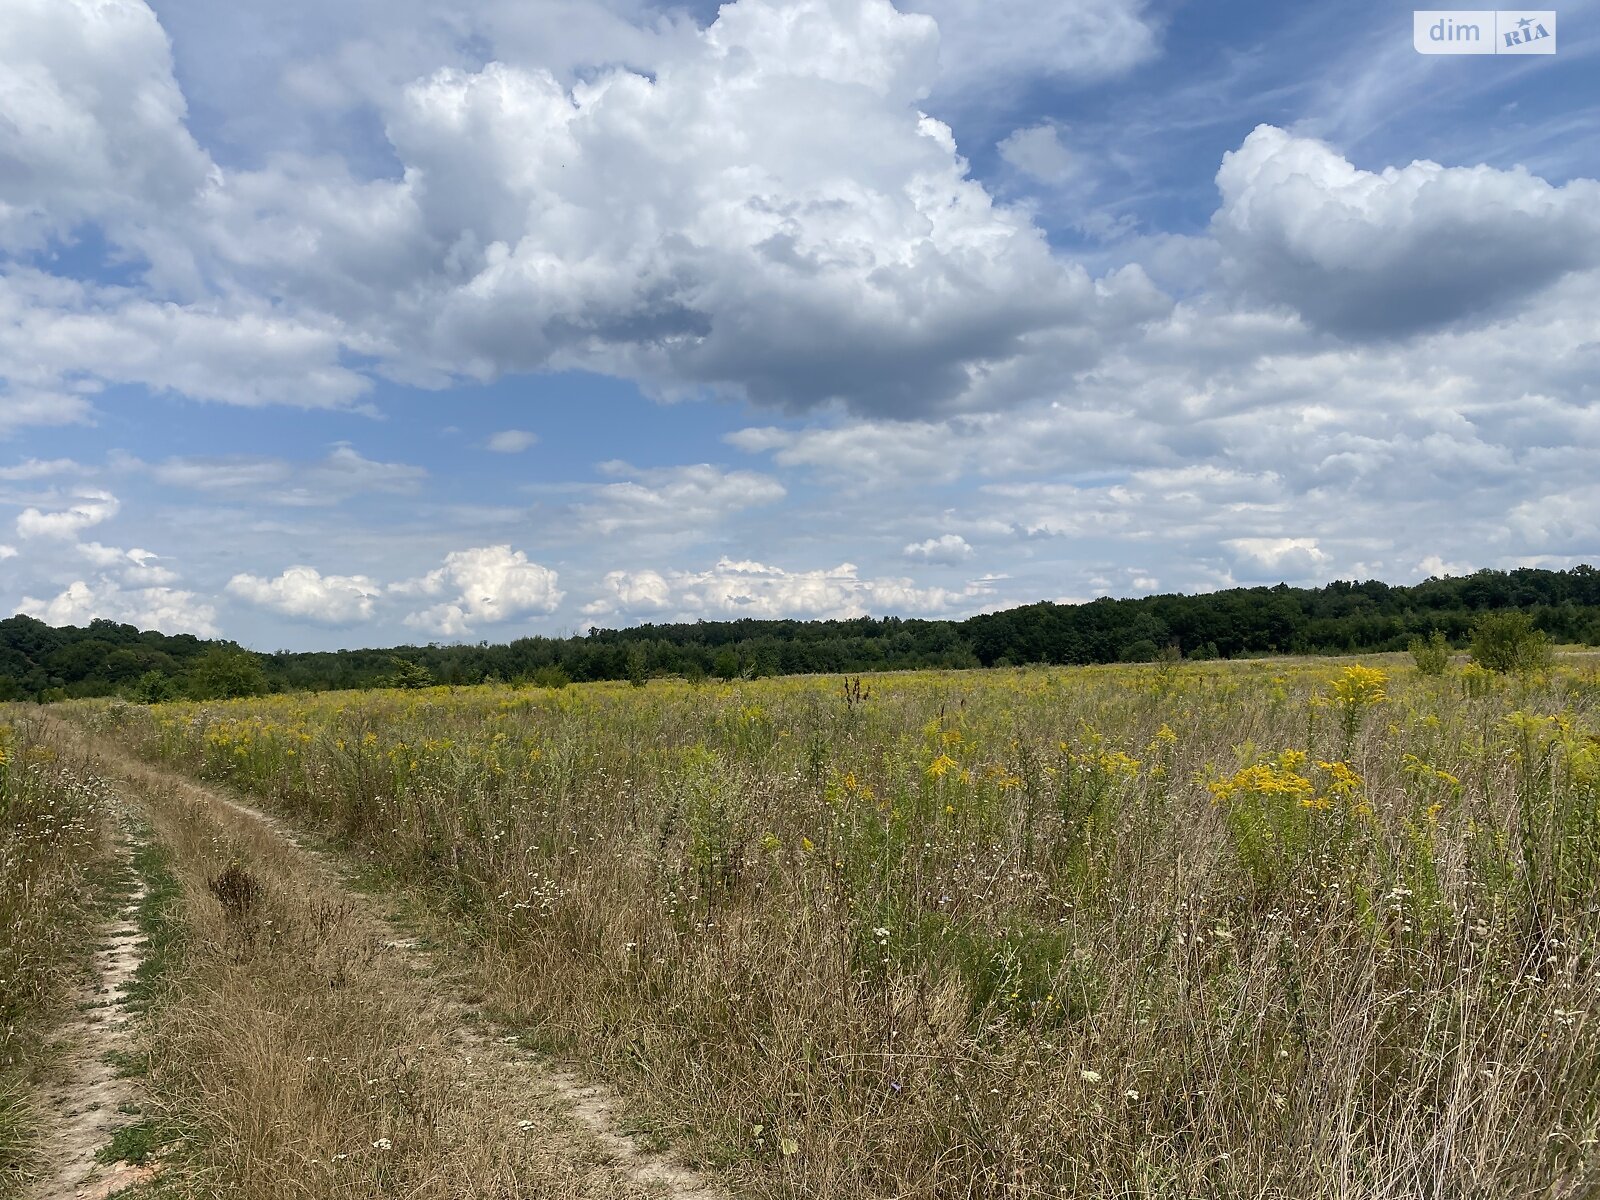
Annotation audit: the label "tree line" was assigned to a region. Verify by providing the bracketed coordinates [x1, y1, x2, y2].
[1, 565, 1596, 702]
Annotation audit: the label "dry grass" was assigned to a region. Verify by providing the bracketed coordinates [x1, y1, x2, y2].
[0, 710, 113, 1190]
[81, 749, 692, 1200]
[74, 656, 1600, 1198]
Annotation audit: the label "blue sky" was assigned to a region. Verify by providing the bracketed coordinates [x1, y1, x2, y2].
[1, 0, 1596, 650]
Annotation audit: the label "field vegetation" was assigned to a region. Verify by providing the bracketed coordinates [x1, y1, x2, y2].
[78, 754, 668, 1199]
[0, 712, 112, 1189]
[75, 652, 1600, 1197]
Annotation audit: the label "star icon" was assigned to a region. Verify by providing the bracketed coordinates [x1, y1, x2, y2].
[1517, 15, 1534, 30]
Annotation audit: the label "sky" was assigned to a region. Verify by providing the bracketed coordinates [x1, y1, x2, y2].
[1, 0, 1597, 651]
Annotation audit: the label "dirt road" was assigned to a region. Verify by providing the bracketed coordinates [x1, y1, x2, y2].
[35, 722, 729, 1200]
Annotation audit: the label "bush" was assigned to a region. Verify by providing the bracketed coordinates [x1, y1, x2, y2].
[124, 670, 178, 703]
[1469, 611, 1553, 674]
[530, 664, 571, 690]
[187, 647, 270, 699]
[1408, 630, 1451, 676]
[1119, 639, 1158, 663]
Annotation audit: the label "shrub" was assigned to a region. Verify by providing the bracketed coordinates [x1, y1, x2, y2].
[530, 664, 571, 690]
[1470, 610, 1553, 674]
[1409, 630, 1451, 676]
[187, 647, 270, 699]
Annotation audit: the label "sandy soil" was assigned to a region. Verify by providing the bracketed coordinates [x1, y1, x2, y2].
[26, 827, 158, 1200]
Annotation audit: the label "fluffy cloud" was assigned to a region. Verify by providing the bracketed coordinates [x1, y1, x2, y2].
[997, 123, 1076, 185]
[0, 272, 372, 413]
[398, 545, 564, 635]
[15, 578, 219, 637]
[486, 429, 538, 453]
[220, 547, 561, 632]
[1213, 124, 1600, 338]
[0, 0, 211, 253]
[589, 568, 672, 612]
[228, 565, 382, 624]
[1224, 537, 1331, 578]
[584, 556, 996, 621]
[12, 0, 1141, 419]
[1508, 484, 1600, 552]
[77, 542, 177, 585]
[903, 533, 974, 563]
[350, 0, 1115, 414]
[15, 488, 119, 539]
[0, 544, 16, 560]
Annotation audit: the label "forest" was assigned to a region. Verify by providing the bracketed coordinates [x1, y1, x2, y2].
[2, 564, 1597, 701]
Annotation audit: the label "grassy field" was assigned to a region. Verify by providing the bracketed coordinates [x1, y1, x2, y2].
[74, 655, 1600, 1198]
[0, 712, 113, 1190]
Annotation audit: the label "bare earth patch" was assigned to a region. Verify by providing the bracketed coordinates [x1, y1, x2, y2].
[26, 830, 157, 1200]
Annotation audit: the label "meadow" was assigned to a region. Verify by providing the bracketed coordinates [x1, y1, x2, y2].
[81, 655, 1600, 1198]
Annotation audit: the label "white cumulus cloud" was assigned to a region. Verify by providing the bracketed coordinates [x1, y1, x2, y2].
[584, 556, 995, 621]
[228, 565, 383, 624]
[0, 0, 211, 252]
[398, 545, 564, 636]
[1224, 536, 1330, 577]
[1213, 124, 1600, 337]
[903, 533, 974, 563]
[167, 0, 1131, 418]
[76, 542, 176, 584]
[15, 578, 218, 637]
[15, 487, 119, 539]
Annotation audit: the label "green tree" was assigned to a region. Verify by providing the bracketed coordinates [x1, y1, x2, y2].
[1469, 611, 1553, 674]
[382, 656, 435, 689]
[187, 647, 270, 699]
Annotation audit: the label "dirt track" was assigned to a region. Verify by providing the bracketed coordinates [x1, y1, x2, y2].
[26, 816, 158, 1200]
[39, 723, 730, 1200]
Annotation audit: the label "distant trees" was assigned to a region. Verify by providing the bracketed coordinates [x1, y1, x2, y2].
[0, 566, 1596, 703]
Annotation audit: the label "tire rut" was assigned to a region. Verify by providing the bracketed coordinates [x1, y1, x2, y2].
[26, 820, 158, 1200]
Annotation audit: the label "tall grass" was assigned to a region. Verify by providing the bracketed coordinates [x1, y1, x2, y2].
[0, 711, 111, 1187]
[81, 656, 1600, 1197]
[87, 756, 697, 1199]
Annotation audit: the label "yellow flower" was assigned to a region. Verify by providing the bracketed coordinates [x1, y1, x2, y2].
[1329, 665, 1388, 710]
